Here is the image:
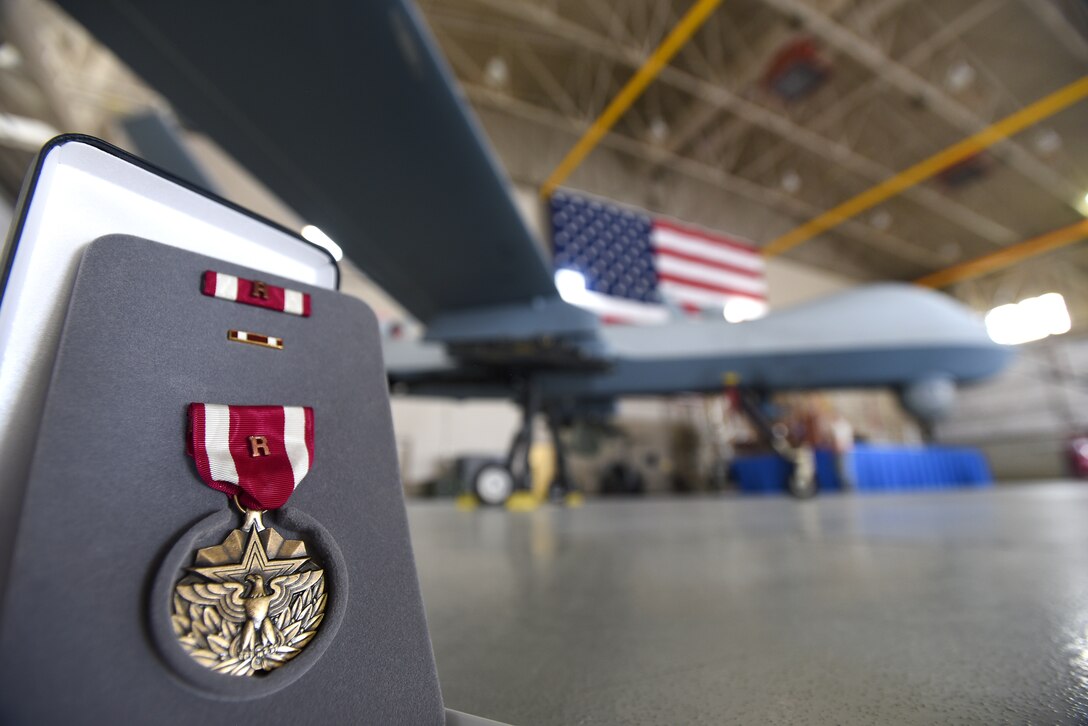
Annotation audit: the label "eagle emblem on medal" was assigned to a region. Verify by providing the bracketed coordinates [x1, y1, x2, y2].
[171, 511, 326, 677]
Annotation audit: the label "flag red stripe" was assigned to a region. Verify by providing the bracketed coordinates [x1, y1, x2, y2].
[202, 271, 217, 296]
[653, 247, 764, 278]
[657, 272, 766, 301]
[653, 219, 759, 255]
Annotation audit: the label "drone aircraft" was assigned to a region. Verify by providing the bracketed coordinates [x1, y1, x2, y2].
[58, 0, 1012, 501]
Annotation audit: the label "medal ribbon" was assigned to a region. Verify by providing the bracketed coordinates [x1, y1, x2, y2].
[187, 404, 314, 510]
[202, 271, 312, 317]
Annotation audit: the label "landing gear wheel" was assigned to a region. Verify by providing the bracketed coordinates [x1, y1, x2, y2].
[787, 471, 818, 499]
[474, 463, 515, 506]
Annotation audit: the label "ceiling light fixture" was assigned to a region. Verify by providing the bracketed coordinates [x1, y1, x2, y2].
[484, 56, 509, 88]
[0, 113, 59, 150]
[781, 170, 801, 194]
[984, 292, 1071, 345]
[945, 60, 976, 93]
[1033, 128, 1062, 156]
[0, 43, 22, 70]
[649, 117, 669, 142]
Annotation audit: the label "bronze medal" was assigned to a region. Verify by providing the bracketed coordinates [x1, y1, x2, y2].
[173, 403, 327, 677]
[172, 507, 326, 676]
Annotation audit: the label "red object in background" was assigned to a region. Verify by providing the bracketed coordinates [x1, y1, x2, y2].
[763, 38, 830, 102]
[1069, 435, 1088, 478]
[724, 385, 741, 410]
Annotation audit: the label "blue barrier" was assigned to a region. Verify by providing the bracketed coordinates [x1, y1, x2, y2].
[730, 445, 992, 495]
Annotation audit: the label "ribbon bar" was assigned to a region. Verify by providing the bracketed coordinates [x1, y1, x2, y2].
[202, 271, 312, 317]
[187, 404, 314, 510]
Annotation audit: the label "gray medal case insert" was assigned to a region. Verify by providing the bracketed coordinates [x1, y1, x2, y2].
[0, 235, 446, 723]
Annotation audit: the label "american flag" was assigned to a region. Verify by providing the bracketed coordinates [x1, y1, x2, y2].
[549, 191, 767, 325]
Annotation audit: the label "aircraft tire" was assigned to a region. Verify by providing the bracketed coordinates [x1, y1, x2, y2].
[474, 463, 515, 506]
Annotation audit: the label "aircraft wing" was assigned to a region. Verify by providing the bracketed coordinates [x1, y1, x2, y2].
[388, 284, 1013, 398]
[56, 0, 594, 337]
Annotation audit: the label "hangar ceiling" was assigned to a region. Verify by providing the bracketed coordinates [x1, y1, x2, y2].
[0, 0, 1085, 325]
[415, 0, 1088, 305]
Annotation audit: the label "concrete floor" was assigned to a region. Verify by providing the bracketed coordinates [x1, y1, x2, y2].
[408, 483, 1088, 725]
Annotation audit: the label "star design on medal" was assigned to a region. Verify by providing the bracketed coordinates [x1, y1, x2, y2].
[189, 529, 310, 584]
[172, 526, 327, 676]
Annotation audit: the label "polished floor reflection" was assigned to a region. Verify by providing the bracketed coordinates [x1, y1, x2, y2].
[409, 484, 1088, 725]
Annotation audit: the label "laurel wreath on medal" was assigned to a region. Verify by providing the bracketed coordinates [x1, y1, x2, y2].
[172, 576, 326, 677]
[170, 525, 327, 678]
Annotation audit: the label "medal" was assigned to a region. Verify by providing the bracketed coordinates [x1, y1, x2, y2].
[172, 403, 327, 677]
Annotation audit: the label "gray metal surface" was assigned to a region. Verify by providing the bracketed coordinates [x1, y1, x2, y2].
[384, 284, 1013, 404]
[410, 484, 1088, 725]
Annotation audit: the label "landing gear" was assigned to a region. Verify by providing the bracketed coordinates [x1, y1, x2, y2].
[785, 445, 818, 499]
[544, 404, 576, 502]
[786, 470, 818, 498]
[473, 463, 515, 505]
[499, 378, 538, 505]
[474, 377, 581, 507]
[733, 385, 818, 500]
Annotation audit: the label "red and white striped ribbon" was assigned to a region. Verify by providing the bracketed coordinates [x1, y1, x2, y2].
[187, 404, 314, 510]
[202, 271, 312, 317]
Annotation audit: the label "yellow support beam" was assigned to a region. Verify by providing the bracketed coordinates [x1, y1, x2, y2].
[539, 0, 724, 198]
[763, 75, 1088, 258]
[914, 219, 1088, 289]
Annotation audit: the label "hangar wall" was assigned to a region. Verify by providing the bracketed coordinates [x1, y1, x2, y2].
[937, 335, 1088, 479]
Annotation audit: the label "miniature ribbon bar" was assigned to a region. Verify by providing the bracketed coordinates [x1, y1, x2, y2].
[187, 404, 314, 510]
[202, 271, 312, 317]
